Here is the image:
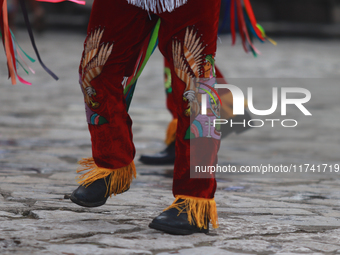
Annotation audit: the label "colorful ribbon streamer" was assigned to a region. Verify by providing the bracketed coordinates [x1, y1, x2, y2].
[1, 0, 17, 84]
[219, 0, 276, 57]
[1, 0, 85, 85]
[36, 0, 86, 5]
[124, 19, 161, 111]
[18, 0, 59, 81]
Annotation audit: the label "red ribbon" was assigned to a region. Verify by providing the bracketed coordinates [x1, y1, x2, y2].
[236, 0, 247, 52]
[243, 0, 264, 40]
[230, 0, 236, 45]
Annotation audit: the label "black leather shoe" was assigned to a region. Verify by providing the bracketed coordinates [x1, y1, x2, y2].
[149, 206, 209, 235]
[139, 141, 176, 165]
[220, 109, 252, 138]
[70, 176, 129, 208]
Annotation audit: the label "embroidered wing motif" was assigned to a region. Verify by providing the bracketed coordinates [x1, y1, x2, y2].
[183, 27, 205, 77]
[172, 27, 205, 116]
[80, 29, 113, 109]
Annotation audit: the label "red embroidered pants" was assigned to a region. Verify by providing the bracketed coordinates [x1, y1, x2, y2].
[79, 0, 221, 199]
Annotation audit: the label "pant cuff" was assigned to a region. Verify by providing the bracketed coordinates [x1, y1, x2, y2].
[164, 195, 218, 229]
[76, 157, 136, 197]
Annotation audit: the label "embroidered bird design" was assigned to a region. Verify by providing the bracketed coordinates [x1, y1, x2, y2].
[80, 29, 113, 109]
[172, 27, 205, 116]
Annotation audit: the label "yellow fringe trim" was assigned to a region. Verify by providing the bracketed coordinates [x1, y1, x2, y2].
[76, 158, 136, 197]
[165, 119, 178, 145]
[164, 195, 218, 229]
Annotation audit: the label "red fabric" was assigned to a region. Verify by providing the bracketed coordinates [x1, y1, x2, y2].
[82, 0, 221, 199]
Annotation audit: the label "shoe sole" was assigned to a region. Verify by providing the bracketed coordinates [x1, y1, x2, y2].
[148, 222, 208, 235]
[69, 187, 130, 208]
[70, 193, 108, 208]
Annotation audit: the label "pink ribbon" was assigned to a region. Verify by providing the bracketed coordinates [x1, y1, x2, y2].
[36, 0, 86, 5]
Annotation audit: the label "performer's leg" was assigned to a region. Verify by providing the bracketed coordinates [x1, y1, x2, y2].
[70, 0, 158, 207]
[149, 0, 221, 235]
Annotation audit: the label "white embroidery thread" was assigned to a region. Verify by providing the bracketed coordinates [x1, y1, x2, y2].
[127, 0, 188, 13]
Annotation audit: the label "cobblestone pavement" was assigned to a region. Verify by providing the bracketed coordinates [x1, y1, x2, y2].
[0, 31, 340, 254]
